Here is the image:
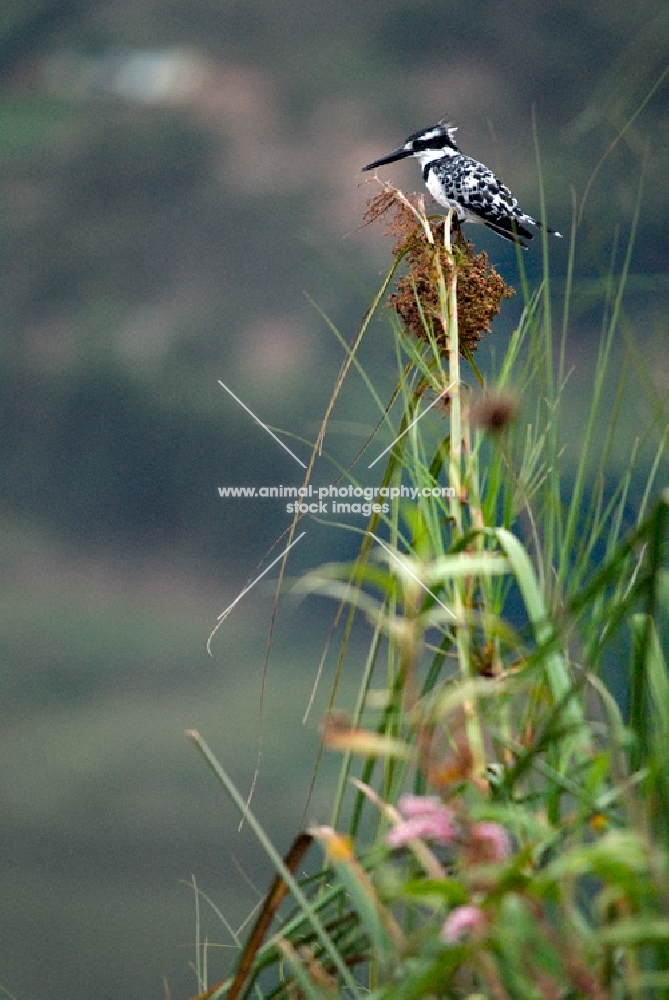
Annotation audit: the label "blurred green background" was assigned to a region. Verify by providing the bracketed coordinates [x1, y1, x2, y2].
[1, 1, 667, 997]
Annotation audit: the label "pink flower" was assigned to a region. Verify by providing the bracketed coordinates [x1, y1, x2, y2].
[468, 821, 511, 862]
[441, 904, 486, 944]
[386, 795, 457, 848]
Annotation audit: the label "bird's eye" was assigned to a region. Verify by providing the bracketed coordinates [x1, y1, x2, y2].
[415, 135, 447, 152]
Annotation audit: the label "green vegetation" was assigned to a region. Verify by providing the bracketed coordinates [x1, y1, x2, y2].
[186, 156, 668, 997]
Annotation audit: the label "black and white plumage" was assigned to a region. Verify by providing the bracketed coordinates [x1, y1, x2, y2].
[362, 121, 561, 248]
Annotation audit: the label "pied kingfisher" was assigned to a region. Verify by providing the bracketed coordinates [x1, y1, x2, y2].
[362, 120, 561, 248]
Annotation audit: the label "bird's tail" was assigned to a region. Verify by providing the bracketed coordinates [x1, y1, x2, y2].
[483, 216, 534, 248]
[519, 213, 562, 238]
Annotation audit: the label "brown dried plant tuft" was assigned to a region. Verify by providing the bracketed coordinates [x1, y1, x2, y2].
[365, 188, 515, 357]
[469, 391, 520, 434]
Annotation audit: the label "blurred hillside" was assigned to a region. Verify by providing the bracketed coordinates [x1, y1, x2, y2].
[1, 2, 668, 999]
[2, 0, 668, 558]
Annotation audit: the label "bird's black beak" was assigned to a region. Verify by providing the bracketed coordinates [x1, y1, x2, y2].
[361, 145, 411, 171]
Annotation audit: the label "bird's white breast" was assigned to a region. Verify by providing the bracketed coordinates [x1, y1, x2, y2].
[417, 148, 456, 209]
[425, 168, 452, 208]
